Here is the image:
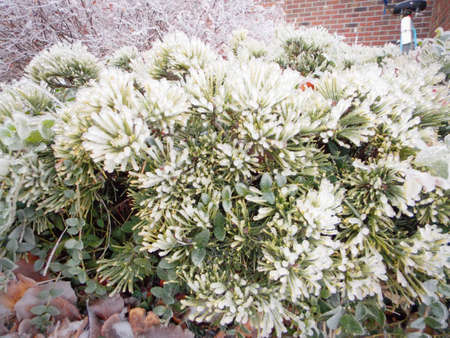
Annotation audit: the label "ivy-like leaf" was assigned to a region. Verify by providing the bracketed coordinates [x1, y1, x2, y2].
[191, 248, 206, 266]
[194, 229, 210, 247]
[222, 185, 232, 213]
[213, 212, 226, 241]
[260, 173, 272, 191]
[340, 314, 364, 334]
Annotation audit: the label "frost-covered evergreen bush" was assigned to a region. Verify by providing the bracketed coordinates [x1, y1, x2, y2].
[0, 27, 449, 337]
[0, 0, 282, 81]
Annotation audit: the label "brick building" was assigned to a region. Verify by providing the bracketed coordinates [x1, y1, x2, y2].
[261, 0, 450, 46]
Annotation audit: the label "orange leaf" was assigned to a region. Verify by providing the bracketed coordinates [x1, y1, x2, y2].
[129, 308, 160, 335]
[0, 274, 36, 310]
[300, 82, 315, 91]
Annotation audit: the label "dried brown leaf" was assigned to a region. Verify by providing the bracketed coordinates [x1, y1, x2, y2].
[13, 255, 48, 282]
[109, 321, 134, 338]
[87, 303, 101, 338]
[100, 313, 121, 337]
[17, 318, 38, 337]
[90, 295, 124, 320]
[50, 297, 81, 321]
[0, 274, 36, 310]
[14, 281, 77, 321]
[138, 324, 194, 338]
[129, 308, 160, 335]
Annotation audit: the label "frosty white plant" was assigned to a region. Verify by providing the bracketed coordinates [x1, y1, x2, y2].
[0, 0, 283, 81]
[1, 27, 449, 338]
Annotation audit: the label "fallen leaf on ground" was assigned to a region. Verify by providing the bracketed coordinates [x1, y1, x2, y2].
[87, 302, 101, 338]
[129, 308, 160, 335]
[17, 318, 38, 336]
[50, 296, 81, 321]
[48, 318, 88, 338]
[0, 274, 36, 310]
[13, 255, 48, 282]
[14, 280, 78, 321]
[89, 294, 124, 320]
[101, 313, 122, 337]
[109, 320, 134, 338]
[138, 324, 194, 338]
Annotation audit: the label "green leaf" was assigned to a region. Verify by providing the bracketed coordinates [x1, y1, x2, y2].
[424, 316, 445, 329]
[158, 258, 177, 269]
[85, 280, 97, 294]
[235, 183, 248, 196]
[430, 301, 447, 321]
[156, 267, 176, 281]
[366, 303, 385, 326]
[213, 212, 226, 241]
[17, 242, 35, 252]
[326, 306, 344, 330]
[437, 283, 450, 297]
[355, 303, 368, 321]
[406, 333, 431, 338]
[340, 314, 364, 334]
[23, 227, 35, 245]
[194, 229, 210, 247]
[151, 287, 167, 299]
[33, 259, 44, 272]
[151, 287, 174, 305]
[191, 248, 206, 266]
[260, 173, 272, 191]
[42, 119, 55, 129]
[262, 191, 275, 205]
[6, 239, 18, 252]
[49, 288, 64, 298]
[222, 186, 232, 213]
[275, 174, 286, 187]
[38, 290, 50, 300]
[0, 257, 17, 270]
[64, 190, 76, 199]
[64, 239, 80, 250]
[46, 305, 60, 316]
[410, 317, 425, 330]
[200, 193, 210, 204]
[30, 305, 48, 315]
[153, 305, 167, 316]
[66, 218, 83, 227]
[25, 130, 43, 144]
[67, 227, 80, 235]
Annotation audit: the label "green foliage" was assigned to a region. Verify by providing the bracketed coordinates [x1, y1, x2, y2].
[276, 37, 334, 76]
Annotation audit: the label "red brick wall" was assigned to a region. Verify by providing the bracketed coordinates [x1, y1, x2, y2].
[260, 1, 436, 46]
[431, 0, 450, 32]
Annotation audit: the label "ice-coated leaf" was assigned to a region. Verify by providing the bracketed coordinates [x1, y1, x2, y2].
[194, 229, 210, 247]
[340, 314, 364, 334]
[235, 183, 249, 196]
[213, 212, 226, 241]
[262, 191, 275, 204]
[410, 317, 425, 330]
[150, 287, 167, 299]
[260, 173, 272, 191]
[325, 306, 344, 330]
[425, 316, 445, 329]
[191, 248, 206, 266]
[222, 185, 232, 213]
[430, 300, 448, 321]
